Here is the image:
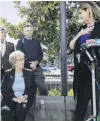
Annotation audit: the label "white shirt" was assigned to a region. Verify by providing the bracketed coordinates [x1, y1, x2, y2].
[25, 37, 32, 40]
[1, 40, 6, 57]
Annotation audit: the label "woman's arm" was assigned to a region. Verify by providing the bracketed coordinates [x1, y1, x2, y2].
[69, 30, 82, 50]
[69, 26, 94, 50]
[1, 72, 15, 99]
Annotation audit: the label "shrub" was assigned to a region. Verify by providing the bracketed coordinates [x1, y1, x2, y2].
[48, 88, 74, 96]
[68, 89, 74, 96]
[36, 88, 74, 96]
[48, 89, 61, 96]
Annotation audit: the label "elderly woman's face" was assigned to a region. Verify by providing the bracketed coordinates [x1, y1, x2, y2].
[14, 55, 24, 69]
[79, 9, 90, 24]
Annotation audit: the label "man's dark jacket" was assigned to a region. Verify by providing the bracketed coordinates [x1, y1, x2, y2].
[16, 38, 43, 69]
[1, 42, 14, 71]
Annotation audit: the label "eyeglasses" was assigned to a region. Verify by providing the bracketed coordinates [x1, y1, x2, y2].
[15, 58, 25, 61]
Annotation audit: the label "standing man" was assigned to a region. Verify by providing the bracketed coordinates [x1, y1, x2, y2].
[16, 24, 47, 95]
[0, 27, 14, 83]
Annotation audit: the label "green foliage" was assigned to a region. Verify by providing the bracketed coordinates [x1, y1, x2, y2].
[1, 1, 99, 58]
[48, 89, 61, 96]
[36, 87, 74, 96]
[0, 17, 23, 39]
[13, 1, 60, 59]
[0, 1, 81, 57]
[47, 88, 74, 96]
[36, 88, 40, 95]
[68, 88, 74, 96]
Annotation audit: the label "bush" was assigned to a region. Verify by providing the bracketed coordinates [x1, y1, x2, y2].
[36, 88, 40, 95]
[48, 88, 74, 96]
[48, 89, 61, 96]
[36, 88, 74, 96]
[68, 89, 74, 96]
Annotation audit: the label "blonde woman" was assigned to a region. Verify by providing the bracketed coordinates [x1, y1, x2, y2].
[69, 2, 100, 121]
[1, 50, 37, 121]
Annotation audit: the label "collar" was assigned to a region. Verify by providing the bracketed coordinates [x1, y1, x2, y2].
[25, 37, 32, 40]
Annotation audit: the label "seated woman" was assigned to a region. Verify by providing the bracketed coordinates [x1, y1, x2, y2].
[1, 50, 37, 121]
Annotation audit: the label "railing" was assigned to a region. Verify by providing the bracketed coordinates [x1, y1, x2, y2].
[44, 74, 73, 91]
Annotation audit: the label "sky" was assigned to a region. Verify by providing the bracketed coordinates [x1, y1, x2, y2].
[0, 1, 26, 43]
[0, 1, 26, 25]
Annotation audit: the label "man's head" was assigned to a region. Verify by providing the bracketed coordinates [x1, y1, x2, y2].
[23, 24, 34, 38]
[0, 27, 7, 41]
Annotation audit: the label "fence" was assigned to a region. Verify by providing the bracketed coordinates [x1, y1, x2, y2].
[44, 74, 73, 91]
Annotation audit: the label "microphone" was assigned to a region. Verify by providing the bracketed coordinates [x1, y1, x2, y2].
[80, 43, 87, 51]
[85, 50, 94, 62]
[80, 42, 94, 62]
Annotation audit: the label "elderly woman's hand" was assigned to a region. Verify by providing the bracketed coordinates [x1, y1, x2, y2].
[17, 95, 28, 103]
[12, 97, 18, 102]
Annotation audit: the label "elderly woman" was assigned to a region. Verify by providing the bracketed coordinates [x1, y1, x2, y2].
[1, 50, 37, 121]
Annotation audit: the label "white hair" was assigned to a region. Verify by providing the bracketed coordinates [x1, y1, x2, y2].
[9, 50, 24, 67]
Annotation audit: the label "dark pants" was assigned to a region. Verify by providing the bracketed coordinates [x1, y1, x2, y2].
[74, 82, 100, 121]
[1, 99, 33, 121]
[74, 86, 92, 121]
[34, 66, 48, 95]
[73, 63, 92, 121]
[1, 68, 4, 83]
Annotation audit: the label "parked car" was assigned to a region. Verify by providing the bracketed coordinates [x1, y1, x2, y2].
[42, 65, 58, 72]
[50, 69, 61, 75]
[67, 64, 74, 71]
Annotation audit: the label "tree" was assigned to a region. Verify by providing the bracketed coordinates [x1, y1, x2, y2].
[1, 1, 99, 60]
[13, 1, 60, 60]
[0, 17, 23, 39]
[13, 1, 80, 59]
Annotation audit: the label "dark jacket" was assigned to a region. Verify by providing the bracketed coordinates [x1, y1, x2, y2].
[16, 38, 43, 69]
[73, 21, 100, 96]
[1, 42, 14, 71]
[1, 68, 37, 105]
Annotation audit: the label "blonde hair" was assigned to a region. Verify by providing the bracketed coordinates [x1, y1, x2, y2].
[9, 50, 25, 67]
[78, 2, 100, 21]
